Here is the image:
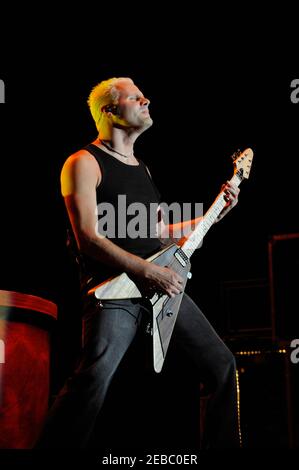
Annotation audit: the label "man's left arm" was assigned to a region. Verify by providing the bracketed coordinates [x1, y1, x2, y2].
[157, 181, 240, 245]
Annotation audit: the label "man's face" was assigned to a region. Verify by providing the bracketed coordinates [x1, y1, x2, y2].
[115, 82, 153, 130]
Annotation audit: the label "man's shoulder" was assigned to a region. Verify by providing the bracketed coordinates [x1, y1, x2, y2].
[63, 148, 99, 170]
[61, 148, 101, 184]
[60, 148, 101, 196]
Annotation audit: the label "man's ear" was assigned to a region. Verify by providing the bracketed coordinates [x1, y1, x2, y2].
[103, 104, 119, 115]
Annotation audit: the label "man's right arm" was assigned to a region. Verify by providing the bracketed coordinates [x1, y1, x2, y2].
[60, 152, 183, 297]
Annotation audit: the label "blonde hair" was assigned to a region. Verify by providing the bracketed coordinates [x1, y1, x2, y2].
[87, 77, 134, 131]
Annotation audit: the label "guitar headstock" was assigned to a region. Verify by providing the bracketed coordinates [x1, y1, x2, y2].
[231, 148, 254, 180]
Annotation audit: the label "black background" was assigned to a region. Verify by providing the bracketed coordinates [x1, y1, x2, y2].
[0, 14, 299, 467]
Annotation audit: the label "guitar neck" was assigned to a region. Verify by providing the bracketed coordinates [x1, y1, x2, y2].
[182, 173, 242, 258]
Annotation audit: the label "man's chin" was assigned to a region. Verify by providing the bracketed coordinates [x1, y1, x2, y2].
[142, 116, 153, 128]
[135, 117, 153, 134]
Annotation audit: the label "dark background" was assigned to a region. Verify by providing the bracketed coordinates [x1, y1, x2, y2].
[0, 27, 299, 462]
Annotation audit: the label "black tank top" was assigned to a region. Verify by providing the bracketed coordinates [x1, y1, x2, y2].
[76, 143, 162, 292]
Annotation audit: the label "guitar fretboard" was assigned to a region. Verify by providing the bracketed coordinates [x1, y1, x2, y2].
[182, 173, 242, 258]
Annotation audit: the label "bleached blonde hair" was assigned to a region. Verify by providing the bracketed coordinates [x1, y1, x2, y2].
[87, 77, 134, 131]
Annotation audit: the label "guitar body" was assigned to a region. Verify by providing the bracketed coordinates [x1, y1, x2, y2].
[149, 244, 191, 372]
[90, 243, 192, 373]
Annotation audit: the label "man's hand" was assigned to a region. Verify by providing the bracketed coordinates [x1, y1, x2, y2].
[215, 181, 240, 223]
[131, 263, 184, 298]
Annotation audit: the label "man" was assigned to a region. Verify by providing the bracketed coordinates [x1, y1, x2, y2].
[36, 77, 240, 449]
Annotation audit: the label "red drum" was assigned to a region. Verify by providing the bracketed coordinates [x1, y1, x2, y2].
[0, 290, 57, 448]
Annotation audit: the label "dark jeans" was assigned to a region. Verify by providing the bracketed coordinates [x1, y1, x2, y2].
[35, 293, 240, 449]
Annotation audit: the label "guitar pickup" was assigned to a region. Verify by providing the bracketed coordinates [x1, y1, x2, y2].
[174, 249, 188, 267]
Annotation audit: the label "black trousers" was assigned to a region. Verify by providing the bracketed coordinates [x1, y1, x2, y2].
[35, 293, 240, 449]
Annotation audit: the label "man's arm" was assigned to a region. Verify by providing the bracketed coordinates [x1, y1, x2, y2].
[157, 181, 240, 244]
[60, 152, 183, 297]
[157, 209, 202, 247]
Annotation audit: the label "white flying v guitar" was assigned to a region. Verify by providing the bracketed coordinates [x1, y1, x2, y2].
[88, 148, 254, 372]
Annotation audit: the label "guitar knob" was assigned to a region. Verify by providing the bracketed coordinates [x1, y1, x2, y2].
[167, 311, 174, 317]
[187, 272, 192, 279]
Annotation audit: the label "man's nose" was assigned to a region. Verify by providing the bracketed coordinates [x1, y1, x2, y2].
[141, 97, 150, 106]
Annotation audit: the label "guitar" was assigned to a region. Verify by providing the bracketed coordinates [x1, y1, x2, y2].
[88, 148, 254, 372]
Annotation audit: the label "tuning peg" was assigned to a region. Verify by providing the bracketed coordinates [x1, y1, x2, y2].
[231, 149, 241, 161]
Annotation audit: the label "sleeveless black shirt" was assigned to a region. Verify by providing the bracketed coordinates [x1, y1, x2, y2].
[76, 144, 162, 292]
